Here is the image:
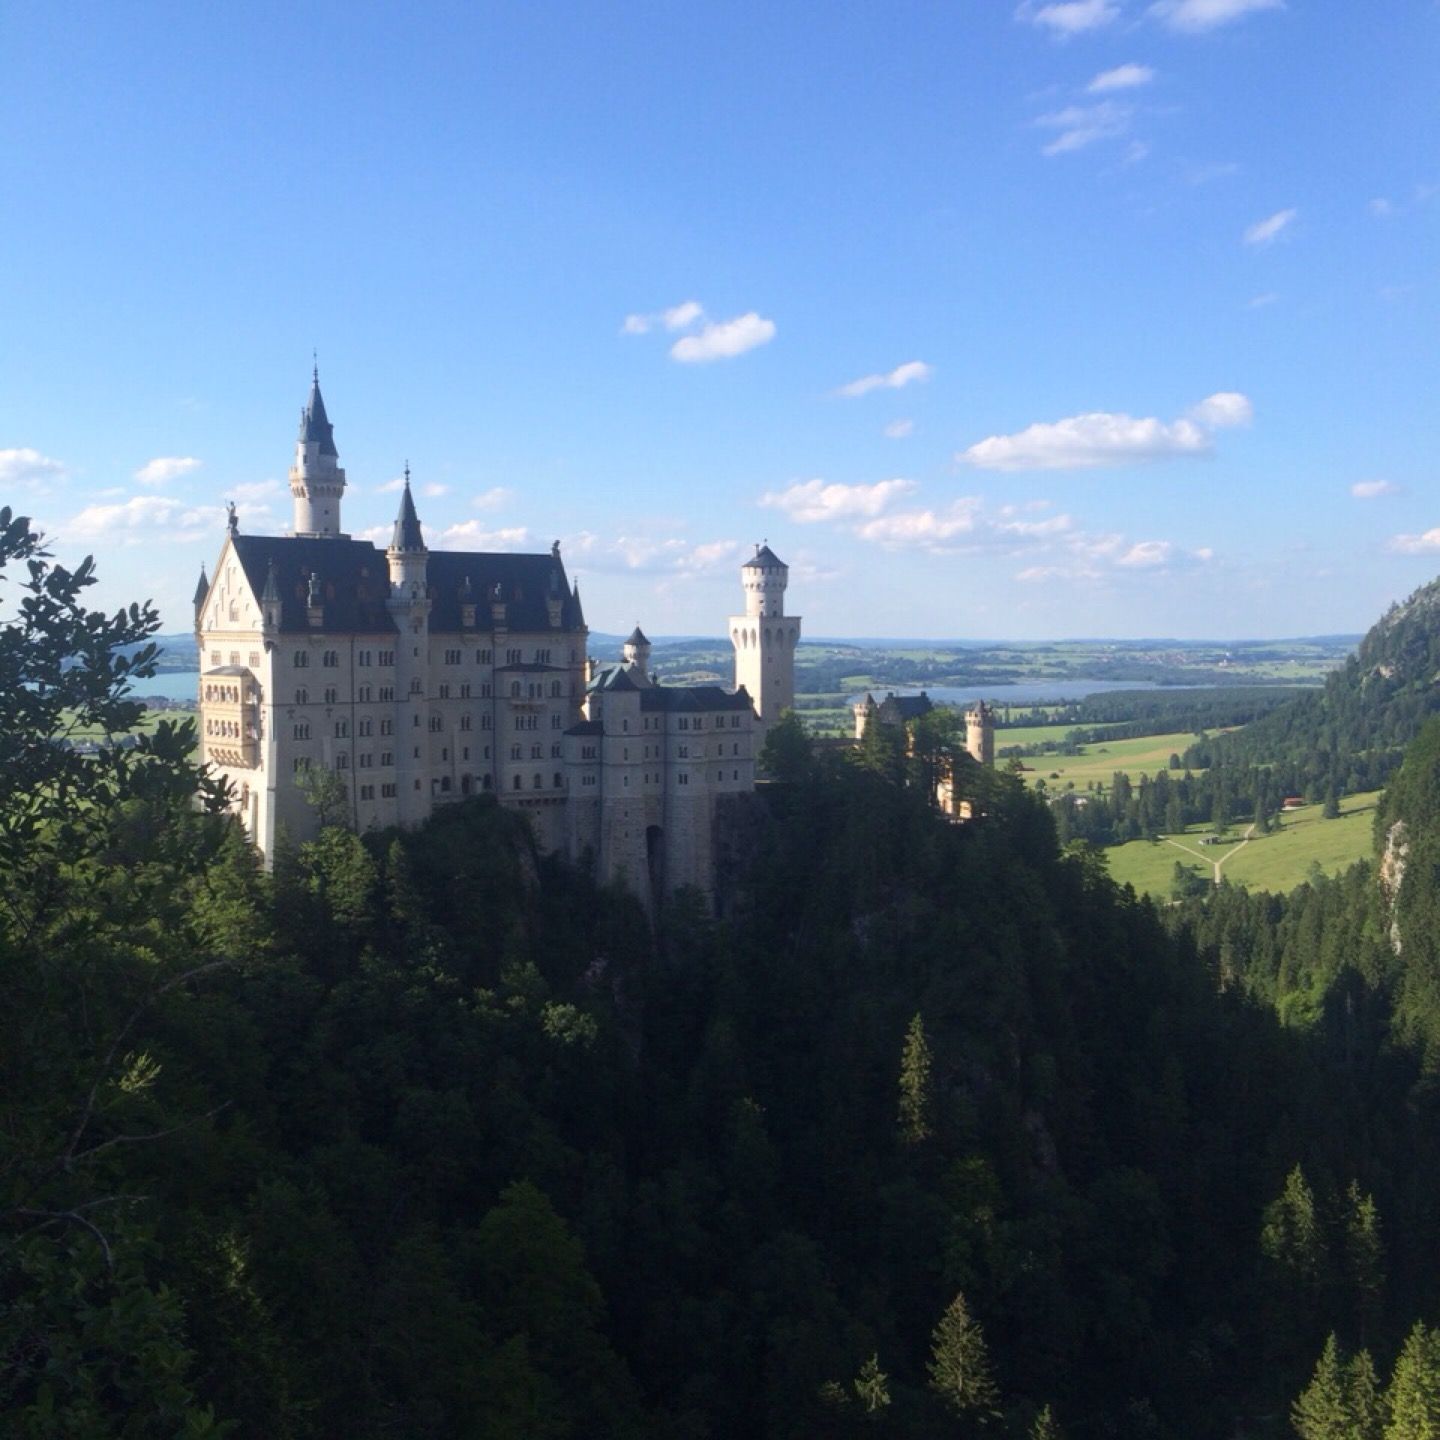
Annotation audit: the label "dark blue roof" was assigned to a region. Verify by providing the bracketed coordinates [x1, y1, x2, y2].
[391, 482, 425, 551]
[743, 544, 785, 569]
[298, 373, 338, 458]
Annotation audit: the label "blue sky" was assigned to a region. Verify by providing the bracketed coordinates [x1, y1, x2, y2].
[2, 1, 1436, 640]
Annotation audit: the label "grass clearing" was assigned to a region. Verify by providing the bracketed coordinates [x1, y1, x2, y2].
[1103, 791, 1381, 899]
[1019, 731, 1214, 791]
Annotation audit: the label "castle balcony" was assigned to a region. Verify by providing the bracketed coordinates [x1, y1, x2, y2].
[200, 664, 261, 769]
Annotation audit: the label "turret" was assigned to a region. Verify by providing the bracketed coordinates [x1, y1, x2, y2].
[192, 565, 209, 632]
[260, 559, 282, 634]
[385, 471, 432, 827]
[741, 543, 788, 618]
[386, 468, 428, 597]
[965, 701, 995, 767]
[623, 625, 652, 683]
[289, 366, 347, 537]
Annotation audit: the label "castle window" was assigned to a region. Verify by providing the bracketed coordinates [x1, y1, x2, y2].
[460, 683, 471, 699]
[249, 652, 259, 668]
[531, 744, 542, 759]
[358, 650, 372, 667]
[536, 649, 550, 665]
[581, 745, 596, 760]
[379, 650, 395, 666]
[512, 775, 521, 791]
[507, 648, 522, 665]
[510, 745, 522, 760]
[413, 746, 420, 759]
[482, 774, 492, 790]
[359, 753, 373, 768]
[481, 715, 491, 730]
[381, 752, 393, 766]
[483, 745, 490, 759]
[510, 681, 521, 697]
[382, 783, 397, 798]
[460, 715, 472, 731]
[410, 678, 422, 695]
[678, 718, 689, 730]
[357, 685, 372, 702]
[444, 649, 461, 665]
[292, 723, 309, 740]
[441, 776, 451, 791]
[335, 720, 349, 738]
[481, 682, 491, 698]
[292, 757, 310, 774]
[211, 651, 221, 666]
[550, 714, 562, 729]
[380, 719, 393, 736]
[360, 784, 374, 800]
[553, 773, 562, 788]
[442, 747, 449, 761]
[694, 717, 704, 730]
[678, 772, 688, 785]
[335, 753, 348, 769]
[462, 746, 469, 760]
[324, 687, 337, 704]
[732, 743, 739, 756]
[678, 745, 688, 759]
[229, 652, 240, 666]
[380, 686, 395, 702]
[322, 651, 338, 668]
[295, 688, 308, 705]
[429, 715, 442, 732]
[438, 683, 450, 699]
[549, 681, 561, 697]
[478, 649, 492, 664]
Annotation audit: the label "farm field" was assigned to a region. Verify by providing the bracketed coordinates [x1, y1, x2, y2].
[1019, 731, 1216, 790]
[1104, 791, 1381, 899]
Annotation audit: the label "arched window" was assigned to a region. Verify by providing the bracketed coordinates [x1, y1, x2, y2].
[512, 774, 521, 791]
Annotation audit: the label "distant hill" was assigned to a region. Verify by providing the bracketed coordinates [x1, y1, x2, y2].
[1192, 574, 1440, 793]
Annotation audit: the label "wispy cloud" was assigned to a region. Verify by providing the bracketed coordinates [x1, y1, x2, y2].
[1369, 197, 1395, 219]
[472, 486, 514, 510]
[1247, 291, 1280, 309]
[231, 479, 282, 502]
[0, 447, 66, 492]
[836, 360, 933, 398]
[1243, 207, 1297, 245]
[884, 419, 915, 440]
[1017, 0, 1120, 35]
[436, 521, 531, 551]
[1088, 62, 1155, 92]
[958, 392, 1251, 471]
[135, 456, 201, 487]
[1150, 0, 1283, 32]
[621, 300, 704, 336]
[1036, 100, 1131, 155]
[377, 474, 407, 493]
[1390, 529, 1440, 555]
[422, 483, 448, 499]
[564, 531, 747, 576]
[761, 478, 917, 524]
[63, 494, 254, 545]
[670, 312, 776, 363]
[1352, 480, 1401, 500]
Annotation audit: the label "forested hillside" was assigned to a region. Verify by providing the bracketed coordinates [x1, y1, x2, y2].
[10, 512, 1440, 1438]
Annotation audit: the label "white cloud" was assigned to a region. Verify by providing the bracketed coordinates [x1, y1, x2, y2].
[761, 478, 917, 524]
[377, 475, 407, 493]
[1243, 207, 1297, 246]
[135, 455, 201, 487]
[1123, 140, 1151, 165]
[1369, 197, 1395, 218]
[231, 479, 283, 501]
[836, 360, 933, 398]
[1036, 101, 1130, 155]
[1088, 62, 1155, 92]
[1116, 539, 1174, 568]
[437, 521, 531, 551]
[1150, 0, 1283, 32]
[564, 530, 746, 576]
[471, 486, 514, 510]
[622, 299, 705, 336]
[959, 410, 1210, 471]
[422, 483, 448, 498]
[884, 419, 915, 439]
[1018, 0, 1120, 35]
[63, 494, 255, 546]
[670, 312, 776, 363]
[1352, 480, 1400, 500]
[1390, 529, 1440, 555]
[0, 447, 66, 492]
[1247, 291, 1280, 309]
[1189, 391, 1253, 428]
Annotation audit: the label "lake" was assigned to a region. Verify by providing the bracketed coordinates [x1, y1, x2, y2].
[846, 679, 1209, 710]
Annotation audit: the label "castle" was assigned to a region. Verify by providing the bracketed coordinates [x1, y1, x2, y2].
[194, 372, 800, 901]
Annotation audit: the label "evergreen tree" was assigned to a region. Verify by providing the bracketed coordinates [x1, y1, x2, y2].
[1384, 1321, 1440, 1440]
[928, 1291, 1001, 1420]
[854, 1354, 891, 1413]
[1345, 1182, 1386, 1345]
[1261, 1166, 1323, 1290]
[1291, 1334, 1352, 1440]
[898, 1012, 934, 1145]
[1030, 1403, 1065, 1439]
[1348, 1350, 1385, 1440]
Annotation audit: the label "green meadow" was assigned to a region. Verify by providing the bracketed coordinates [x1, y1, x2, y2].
[1103, 791, 1381, 900]
[1016, 730, 1214, 790]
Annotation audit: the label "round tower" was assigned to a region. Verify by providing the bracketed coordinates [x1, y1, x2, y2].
[622, 625, 652, 683]
[290, 366, 347, 537]
[386, 471, 432, 826]
[730, 544, 801, 732]
[965, 701, 995, 767]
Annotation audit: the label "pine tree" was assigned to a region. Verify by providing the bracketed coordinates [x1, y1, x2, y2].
[928, 1291, 1000, 1419]
[1384, 1321, 1440, 1439]
[1030, 1403, 1064, 1439]
[853, 1354, 891, 1413]
[1344, 1182, 1386, 1345]
[1291, 1334, 1352, 1440]
[1348, 1350, 1385, 1440]
[898, 1012, 934, 1145]
[1261, 1165, 1323, 1290]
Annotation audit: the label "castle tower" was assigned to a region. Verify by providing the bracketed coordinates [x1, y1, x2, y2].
[730, 544, 801, 732]
[622, 625, 652, 683]
[290, 366, 347, 537]
[965, 701, 995, 767]
[386, 471, 431, 826]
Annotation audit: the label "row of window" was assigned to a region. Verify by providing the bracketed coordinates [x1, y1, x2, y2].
[208, 652, 260, 669]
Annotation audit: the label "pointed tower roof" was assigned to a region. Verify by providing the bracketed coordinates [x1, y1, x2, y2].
[261, 558, 281, 605]
[390, 471, 426, 551]
[567, 580, 586, 629]
[192, 564, 209, 607]
[297, 367, 338, 458]
[744, 543, 785, 569]
[626, 625, 650, 647]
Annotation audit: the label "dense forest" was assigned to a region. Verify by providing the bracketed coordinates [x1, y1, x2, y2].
[8, 509, 1440, 1437]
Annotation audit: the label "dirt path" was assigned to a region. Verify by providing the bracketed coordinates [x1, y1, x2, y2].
[1163, 823, 1257, 884]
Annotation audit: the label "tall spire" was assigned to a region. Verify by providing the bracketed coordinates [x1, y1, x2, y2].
[289, 362, 347, 536]
[390, 469, 426, 552]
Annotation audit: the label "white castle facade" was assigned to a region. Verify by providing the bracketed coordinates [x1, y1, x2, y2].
[194, 373, 799, 901]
